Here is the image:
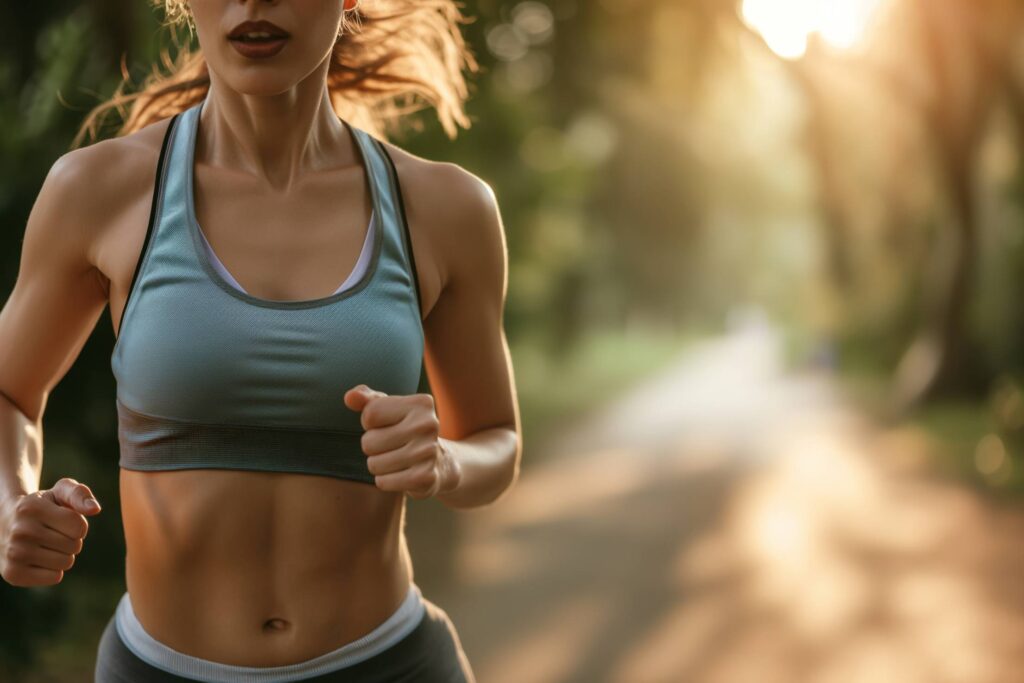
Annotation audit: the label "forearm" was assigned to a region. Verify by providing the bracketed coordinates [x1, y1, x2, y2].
[435, 425, 519, 510]
[0, 390, 43, 501]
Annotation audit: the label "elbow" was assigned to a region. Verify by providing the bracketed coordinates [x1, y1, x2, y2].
[0, 387, 45, 426]
[506, 434, 522, 491]
[491, 429, 521, 503]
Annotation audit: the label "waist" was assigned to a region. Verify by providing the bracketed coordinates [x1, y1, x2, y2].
[113, 582, 427, 680]
[119, 467, 413, 664]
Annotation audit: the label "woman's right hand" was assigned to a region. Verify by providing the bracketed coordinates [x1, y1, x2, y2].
[0, 477, 101, 587]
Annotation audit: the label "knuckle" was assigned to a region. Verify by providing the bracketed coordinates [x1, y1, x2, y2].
[61, 554, 75, 571]
[417, 440, 437, 460]
[413, 469, 435, 488]
[362, 404, 379, 427]
[5, 545, 24, 564]
[9, 522, 31, 543]
[66, 516, 88, 539]
[417, 414, 438, 436]
[13, 495, 35, 516]
[56, 477, 78, 490]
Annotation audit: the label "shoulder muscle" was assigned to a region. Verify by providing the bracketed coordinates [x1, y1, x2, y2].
[381, 143, 507, 304]
[0, 118, 171, 420]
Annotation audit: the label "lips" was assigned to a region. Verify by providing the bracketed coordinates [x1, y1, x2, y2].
[228, 19, 289, 40]
[227, 20, 290, 59]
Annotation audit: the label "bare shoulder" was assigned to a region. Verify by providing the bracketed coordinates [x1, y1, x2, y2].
[0, 117, 177, 419]
[379, 142, 498, 225]
[378, 141, 506, 293]
[34, 117, 174, 266]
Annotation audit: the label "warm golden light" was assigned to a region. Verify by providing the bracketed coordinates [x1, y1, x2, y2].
[742, 0, 884, 60]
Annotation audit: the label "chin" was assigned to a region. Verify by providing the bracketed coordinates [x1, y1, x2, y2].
[224, 76, 301, 97]
[210, 61, 307, 96]
[207, 50, 326, 98]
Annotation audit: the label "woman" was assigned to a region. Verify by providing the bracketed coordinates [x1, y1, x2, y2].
[0, 0, 520, 681]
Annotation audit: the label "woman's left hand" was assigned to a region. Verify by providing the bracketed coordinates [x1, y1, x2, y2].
[344, 384, 463, 499]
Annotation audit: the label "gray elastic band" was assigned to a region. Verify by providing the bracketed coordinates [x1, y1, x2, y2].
[114, 583, 426, 682]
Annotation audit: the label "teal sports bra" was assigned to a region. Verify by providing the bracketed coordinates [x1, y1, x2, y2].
[111, 97, 430, 485]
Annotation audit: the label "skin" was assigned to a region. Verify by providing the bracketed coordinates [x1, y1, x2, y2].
[0, 0, 520, 667]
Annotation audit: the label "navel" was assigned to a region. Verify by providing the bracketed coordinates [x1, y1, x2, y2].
[262, 617, 291, 632]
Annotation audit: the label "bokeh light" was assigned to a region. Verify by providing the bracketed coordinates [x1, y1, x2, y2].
[742, 0, 886, 59]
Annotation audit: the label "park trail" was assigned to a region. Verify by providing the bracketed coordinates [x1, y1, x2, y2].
[414, 316, 1024, 683]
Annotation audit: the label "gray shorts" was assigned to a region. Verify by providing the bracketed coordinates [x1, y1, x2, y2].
[94, 586, 475, 683]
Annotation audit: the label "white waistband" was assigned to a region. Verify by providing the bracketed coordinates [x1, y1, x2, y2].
[114, 583, 426, 683]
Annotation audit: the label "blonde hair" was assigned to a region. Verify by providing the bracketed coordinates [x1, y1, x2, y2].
[71, 0, 478, 148]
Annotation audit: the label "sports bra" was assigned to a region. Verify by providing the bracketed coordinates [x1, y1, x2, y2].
[110, 96, 431, 485]
[198, 209, 377, 297]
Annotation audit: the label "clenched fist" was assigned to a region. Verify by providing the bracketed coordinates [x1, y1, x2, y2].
[0, 477, 101, 587]
[344, 384, 462, 499]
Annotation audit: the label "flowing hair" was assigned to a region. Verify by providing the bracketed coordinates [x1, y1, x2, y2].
[71, 0, 478, 148]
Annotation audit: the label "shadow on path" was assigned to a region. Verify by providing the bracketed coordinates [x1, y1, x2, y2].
[421, 320, 1024, 683]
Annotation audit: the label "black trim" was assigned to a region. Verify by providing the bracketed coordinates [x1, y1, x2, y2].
[116, 398, 376, 486]
[117, 113, 178, 337]
[375, 140, 433, 398]
[375, 140, 424, 318]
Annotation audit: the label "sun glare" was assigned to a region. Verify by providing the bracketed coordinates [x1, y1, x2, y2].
[741, 0, 884, 60]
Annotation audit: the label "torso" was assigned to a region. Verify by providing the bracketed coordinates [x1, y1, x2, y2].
[118, 468, 410, 665]
[91, 113, 448, 665]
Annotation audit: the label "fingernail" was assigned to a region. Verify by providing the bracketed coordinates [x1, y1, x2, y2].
[85, 499, 100, 510]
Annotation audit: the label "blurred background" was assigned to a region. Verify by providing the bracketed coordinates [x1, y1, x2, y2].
[2, 0, 1024, 681]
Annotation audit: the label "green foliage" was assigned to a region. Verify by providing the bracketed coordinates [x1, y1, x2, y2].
[0, 582, 67, 677]
[513, 323, 700, 449]
[907, 383, 1024, 499]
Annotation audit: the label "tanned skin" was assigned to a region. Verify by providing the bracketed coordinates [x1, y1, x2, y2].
[0, 0, 519, 667]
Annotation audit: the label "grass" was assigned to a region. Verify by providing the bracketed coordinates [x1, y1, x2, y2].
[510, 323, 701, 462]
[906, 400, 1024, 500]
[832, 357, 1024, 501]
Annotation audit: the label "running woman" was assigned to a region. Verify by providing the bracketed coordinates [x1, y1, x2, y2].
[0, 1, 519, 681]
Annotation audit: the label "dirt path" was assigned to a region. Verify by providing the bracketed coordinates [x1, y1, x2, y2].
[417, 319, 1024, 683]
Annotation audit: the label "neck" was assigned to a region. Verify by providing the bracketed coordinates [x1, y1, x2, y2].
[199, 61, 350, 192]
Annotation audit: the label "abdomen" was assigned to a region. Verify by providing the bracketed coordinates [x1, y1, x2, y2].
[119, 468, 413, 666]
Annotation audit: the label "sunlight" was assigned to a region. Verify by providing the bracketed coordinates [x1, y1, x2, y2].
[742, 0, 884, 60]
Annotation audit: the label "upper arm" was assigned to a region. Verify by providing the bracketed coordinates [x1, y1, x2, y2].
[0, 150, 111, 422]
[415, 163, 518, 442]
